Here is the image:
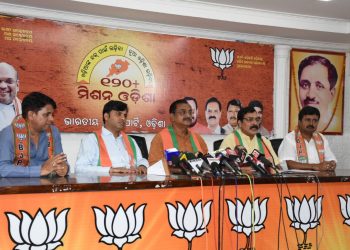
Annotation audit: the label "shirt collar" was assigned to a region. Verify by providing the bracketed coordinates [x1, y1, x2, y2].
[102, 126, 122, 139]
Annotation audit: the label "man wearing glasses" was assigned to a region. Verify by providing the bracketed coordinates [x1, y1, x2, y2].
[0, 62, 22, 132]
[148, 99, 208, 165]
[220, 106, 279, 166]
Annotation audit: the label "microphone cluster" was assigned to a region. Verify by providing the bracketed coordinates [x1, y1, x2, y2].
[164, 145, 278, 177]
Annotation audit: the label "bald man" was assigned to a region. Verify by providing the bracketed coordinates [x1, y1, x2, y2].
[0, 62, 21, 131]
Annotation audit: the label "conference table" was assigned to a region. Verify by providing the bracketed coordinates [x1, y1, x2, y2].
[0, 170, 349, 250]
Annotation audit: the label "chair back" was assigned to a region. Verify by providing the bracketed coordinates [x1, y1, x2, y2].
[213, 139, 224, 151]
[129, 135, 149, 159]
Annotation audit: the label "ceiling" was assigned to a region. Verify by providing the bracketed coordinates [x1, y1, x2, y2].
[0, 0, 349, 45]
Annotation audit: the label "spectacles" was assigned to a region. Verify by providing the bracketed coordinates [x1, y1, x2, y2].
[175, 110, 193, 116]
[243, 117, 261, 123]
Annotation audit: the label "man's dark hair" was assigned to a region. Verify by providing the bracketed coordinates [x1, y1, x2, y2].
[298, 106, 320, 121]
[184, 96, 198, 110]
[226, 99, 242, 111]
[248, 100, 263, 112]
[169, 99, 189, 114]
[22, 92, 56, 119]
[237, 106, 256, 122]
[205, 97, 221, 111]
[298, 55, 338, 90]
[103, 100, 128, 123]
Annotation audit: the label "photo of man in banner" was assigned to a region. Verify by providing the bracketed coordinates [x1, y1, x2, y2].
[289, 49, 345, 134]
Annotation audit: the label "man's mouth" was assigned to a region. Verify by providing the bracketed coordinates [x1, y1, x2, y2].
[304, 98, 319, 106]
[209, 116, 216, 120]
[250, 125, 259, 130]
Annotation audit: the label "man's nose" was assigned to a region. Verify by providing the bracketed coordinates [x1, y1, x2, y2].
[307, 83, 317, 98]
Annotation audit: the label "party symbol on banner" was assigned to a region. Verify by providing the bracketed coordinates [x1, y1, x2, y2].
[5, 208, 70, 250]
[338, 195, 350, 226]
[107, 59, 130, 77]
[210, 48, 234, 80]
[92, 203, 146, 250]
[226, 197, 268, 250]
[285, 195, 323, 250]
[165, 200, 212, 250]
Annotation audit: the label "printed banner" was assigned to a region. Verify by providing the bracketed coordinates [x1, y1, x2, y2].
[289, 49, 345, 134]
[0, 15, 274, 134]
[0, 181, 349, 249]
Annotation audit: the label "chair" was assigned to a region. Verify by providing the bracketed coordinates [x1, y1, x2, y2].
[213, 139, 224, 151]
[270, 138, 283, 154]
[129, 135, 149, 159]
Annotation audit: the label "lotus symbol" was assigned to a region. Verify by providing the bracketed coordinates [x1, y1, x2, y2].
[210, 47, 234, 80]
[338, 195, 350, 226]
[166, 200, 212, 250]
[285, 195, 323, 249]
[6, 208, 70, 250]
[92, 203, 146, 250]
[226, 197, 268, 249]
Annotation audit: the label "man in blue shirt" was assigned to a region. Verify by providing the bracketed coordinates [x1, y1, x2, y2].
[0, 92, 68, 177]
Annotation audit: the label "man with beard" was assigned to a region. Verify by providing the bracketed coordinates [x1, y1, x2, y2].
[0, 92, 68, 177]
[278, 106, 336, 171]
[148, 99, 208, 165]
[223, 99, 241, 134]
[298, 55, 338, 131]
[75, 100, 149, 174]
[0, 62, 22, 131]
[220, 106, 279, 167]
[205, 97, 225, 134]
[184, 96, 211, 134]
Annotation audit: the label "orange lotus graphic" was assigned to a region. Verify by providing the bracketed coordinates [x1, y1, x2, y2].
[107, 59, 130, 77]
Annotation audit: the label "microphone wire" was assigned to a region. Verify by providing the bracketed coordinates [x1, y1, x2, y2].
[198, 176, 210, 250]
[241, 172, 255, 249]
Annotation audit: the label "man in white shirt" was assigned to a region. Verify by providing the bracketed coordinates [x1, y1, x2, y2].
[0, 62, 21, 131]
[75, 101, 149, 175]
[278, 106, 336, 171]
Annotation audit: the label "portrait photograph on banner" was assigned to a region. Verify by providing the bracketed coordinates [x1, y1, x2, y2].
[289, 49, 346, 135]
[0, 15, 274, 134]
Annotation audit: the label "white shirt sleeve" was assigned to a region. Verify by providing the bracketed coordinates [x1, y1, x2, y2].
[75, 134, 110, 174]
[321, 134, 337, 162]
[130, 138, 149, 168]
[278, 132, 297, 170]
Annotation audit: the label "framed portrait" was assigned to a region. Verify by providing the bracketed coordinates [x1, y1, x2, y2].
[289, 49, 346, 134]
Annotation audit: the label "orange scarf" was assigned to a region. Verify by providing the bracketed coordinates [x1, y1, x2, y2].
[160, 126, 203, 153]
[12, 115, 54, 166]
[295, 129, 324, 163]
[94, 129, 136, 169]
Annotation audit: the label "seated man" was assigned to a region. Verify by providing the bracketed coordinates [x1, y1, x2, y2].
[75, 100, 149, 174]
[148, 99, 208, 165]
[0, 92, 68, 177]
[278, 106, 336, 171]
[248, 100, 270, 138]
[220, 106, 280, 167]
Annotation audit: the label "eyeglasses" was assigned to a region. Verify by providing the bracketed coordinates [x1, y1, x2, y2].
[243, 117, 261, 123]
[175, 110, 193, 116]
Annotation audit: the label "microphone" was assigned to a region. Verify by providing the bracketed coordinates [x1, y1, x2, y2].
[254, 134, 280, 173]
[234, 145, 248, 164]
[209, 162, 222, 177]
[224, 148, 243, 175]
[245, 151, 269, 176]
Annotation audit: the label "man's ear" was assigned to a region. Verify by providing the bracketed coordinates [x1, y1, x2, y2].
[103, 113, 109, 122]
[27, 110, 35, 120]
[238, 120, 242, 128]
[330, 87, 335, 97]
[170, 113, 175, 122]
